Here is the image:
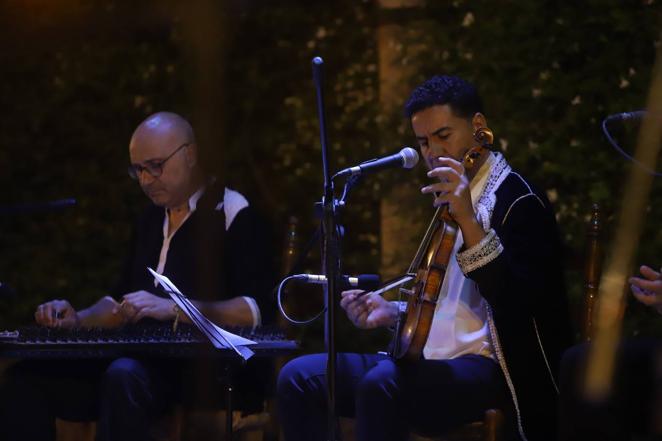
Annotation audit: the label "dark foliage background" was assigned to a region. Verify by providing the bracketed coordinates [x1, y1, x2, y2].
[1, 0, 661, 349]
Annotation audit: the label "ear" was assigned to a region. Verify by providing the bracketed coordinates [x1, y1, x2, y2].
[184, 143, 198, 168]
[471, 112, 487, 131]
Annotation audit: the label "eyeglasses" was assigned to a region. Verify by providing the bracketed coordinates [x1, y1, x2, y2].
[128, 142, 190, 180]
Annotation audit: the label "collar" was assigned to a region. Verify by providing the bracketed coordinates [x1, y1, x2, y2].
[473, 152, 512, 231]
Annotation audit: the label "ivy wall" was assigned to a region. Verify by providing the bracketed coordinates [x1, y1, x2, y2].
[1, 0, 661, 345]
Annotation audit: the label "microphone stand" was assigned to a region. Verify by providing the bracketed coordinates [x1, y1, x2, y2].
[312, 56, 341, 441]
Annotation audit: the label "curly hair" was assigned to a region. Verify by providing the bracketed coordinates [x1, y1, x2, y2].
[403, 75, 483, 120]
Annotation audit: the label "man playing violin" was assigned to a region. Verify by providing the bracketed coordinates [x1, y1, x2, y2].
[0, 112, 275, 441]
[277, 75, 571, 441]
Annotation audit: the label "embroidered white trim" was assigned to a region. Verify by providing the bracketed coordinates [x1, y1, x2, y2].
[533, 317, 559, 394]
[487, 305, 528, 441]
[456, 228, 504, 274]
[464, 154, 543, 440]
[475, 204, 491, 233]
[474, 152, 512, 227]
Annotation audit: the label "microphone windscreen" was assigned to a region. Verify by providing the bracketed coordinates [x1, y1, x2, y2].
[400, 147, 419, 169]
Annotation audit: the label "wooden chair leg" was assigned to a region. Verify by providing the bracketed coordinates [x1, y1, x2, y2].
[55, 419, 96, 441]
[483, 408, 503, 441]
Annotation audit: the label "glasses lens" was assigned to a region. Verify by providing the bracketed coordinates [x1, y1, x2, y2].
[128, 162, 163, 179]
[128, 165, 140, 179]
[145, 163, 162, 177]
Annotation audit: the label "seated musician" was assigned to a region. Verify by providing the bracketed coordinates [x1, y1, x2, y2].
[277, 75, 572, 441]
[0, 112, 275, 441]
[559, 264, 662, 440]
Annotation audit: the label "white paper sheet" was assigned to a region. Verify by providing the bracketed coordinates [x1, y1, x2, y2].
[148, 267, 255, 360]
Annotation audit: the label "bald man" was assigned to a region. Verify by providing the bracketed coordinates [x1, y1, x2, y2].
[0, 112, 275, 441]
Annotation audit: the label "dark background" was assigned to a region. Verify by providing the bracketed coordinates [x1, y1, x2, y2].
[1, 0, 661, 350]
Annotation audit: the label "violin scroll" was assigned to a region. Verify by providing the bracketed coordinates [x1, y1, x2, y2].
[474, 127, 494, 148]
[463, 127, 494, 169]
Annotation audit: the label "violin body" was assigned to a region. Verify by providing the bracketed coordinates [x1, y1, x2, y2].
[391, 127, 493, 361]
[392, 214, 457, 360]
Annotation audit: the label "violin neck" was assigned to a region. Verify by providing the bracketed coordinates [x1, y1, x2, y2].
[407, 206, 442, 272]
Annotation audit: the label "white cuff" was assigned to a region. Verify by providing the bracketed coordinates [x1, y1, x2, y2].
[241, 296, 262, 329]
[456, 228, 503, 274]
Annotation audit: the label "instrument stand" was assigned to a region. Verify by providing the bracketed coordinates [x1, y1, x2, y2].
[219, 363, 235, 441]
[312, 56, 343, 441]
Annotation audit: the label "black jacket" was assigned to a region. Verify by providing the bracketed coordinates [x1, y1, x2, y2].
[466, 171, 572, 441]
[112, 181, 275, 324]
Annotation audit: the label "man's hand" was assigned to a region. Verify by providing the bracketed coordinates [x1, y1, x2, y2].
[630, 265, 662, 314]
[340, 290, 398, 329]
[115, 290, 176, 323]
[420, 156, 486, 248]
[421, 157, 475, 227]
[35, 299, 80, 328]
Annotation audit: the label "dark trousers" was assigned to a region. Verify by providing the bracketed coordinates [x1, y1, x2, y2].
[0, 355, 269, 441]
[558, 338, 662, 441]
[0, 358, 174, 441]
[277, 352, 512, 441]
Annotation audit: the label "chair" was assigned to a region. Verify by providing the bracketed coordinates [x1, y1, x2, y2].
[55, 420, 95, 441]
[581, 203, 603, 341]
[408, 409, 504, 441]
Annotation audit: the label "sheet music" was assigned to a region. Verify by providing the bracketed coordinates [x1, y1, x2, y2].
[148, 268, 255, 360]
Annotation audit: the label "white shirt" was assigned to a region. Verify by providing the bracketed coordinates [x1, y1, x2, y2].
[153, 186, 261, 328]
[422, 153, 496, 360]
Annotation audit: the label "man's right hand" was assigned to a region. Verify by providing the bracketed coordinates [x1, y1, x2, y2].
[340, 289, 399, 329]
[34, 299, 80, 328]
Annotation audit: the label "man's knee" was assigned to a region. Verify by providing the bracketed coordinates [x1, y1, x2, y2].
[278, 355, 324, 398]
[103, 358, 147, 389]
[277, 358, 299, 397]
[356, 365, 397, 403]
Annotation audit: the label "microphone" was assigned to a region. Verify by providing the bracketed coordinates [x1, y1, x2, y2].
[334, 147, 419, 178]
[294, 274, 381, 291]
[604, 110, 646, 123]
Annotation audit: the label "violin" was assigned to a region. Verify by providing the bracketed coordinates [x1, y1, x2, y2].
[391, 127, 494, 361]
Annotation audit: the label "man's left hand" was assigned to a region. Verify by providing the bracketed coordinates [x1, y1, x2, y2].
[115, 290, 176, 323]
[630, 265, 662, 314]
[421, 157, 475, 227]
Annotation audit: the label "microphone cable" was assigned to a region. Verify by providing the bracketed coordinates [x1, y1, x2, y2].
[602, 111, 662, 177]
[276, 275, 326, 325]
